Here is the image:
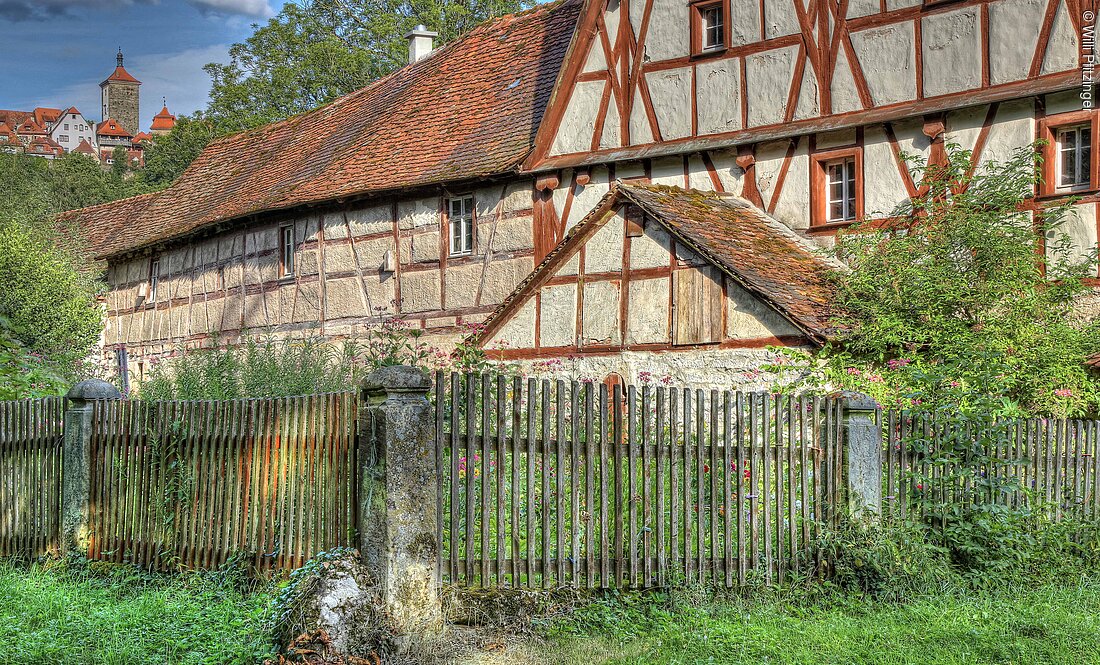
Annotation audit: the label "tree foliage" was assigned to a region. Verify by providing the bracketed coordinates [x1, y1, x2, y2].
[138, 116, 220, 189]
[0, 152, 145, 391]
[202, 0, 531, 132]
[777, 144, 1100, 416]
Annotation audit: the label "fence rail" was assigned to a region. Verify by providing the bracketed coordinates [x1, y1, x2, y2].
[87, 393, 358, 571]
[432, 373, 844, 589]
[0, 398, 65, 558]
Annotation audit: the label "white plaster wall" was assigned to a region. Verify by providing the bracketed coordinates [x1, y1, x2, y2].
[696, 58, 743, 136]
[988, 0, 1046, 85]
[850, 23, 916, 107]
[745, 46, 799, 128]
[1042, 0, 1079, 75]
[646, 68, 693, 140]
[643, 0, 690, 62]
[762, 0, 800, 39]
[921, 7, 982, 98]
[550, 79, 604, 156]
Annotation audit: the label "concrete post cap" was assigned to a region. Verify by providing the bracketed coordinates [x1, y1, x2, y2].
[362, 365, 432, 395]
[65, 379, 123, 402]
[404, 24, 439, 38]
[836, 390, 878, 412]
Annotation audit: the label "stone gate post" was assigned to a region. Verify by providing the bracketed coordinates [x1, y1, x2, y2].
[358, 365, 441, 635]
[62, 379, 122, 557]
[840, 391, 882, 519]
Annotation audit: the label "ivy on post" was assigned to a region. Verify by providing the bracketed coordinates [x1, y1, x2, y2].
[62, 379, 122, 558]
[840, 391, 882, 519]
[358, 365, 442, 637]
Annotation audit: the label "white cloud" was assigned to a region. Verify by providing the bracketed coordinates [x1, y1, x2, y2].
[51, 44, 232, 132]
[187, 0, 274, 17]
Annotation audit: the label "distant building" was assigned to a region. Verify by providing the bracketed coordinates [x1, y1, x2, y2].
[149, 103, 175, 136]
[0, 51, 171, 165]
[48, 107, 97, 154]
[100, 49, 140, 138]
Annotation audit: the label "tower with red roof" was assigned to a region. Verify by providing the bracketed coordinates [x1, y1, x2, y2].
[100, 48, 140, 138]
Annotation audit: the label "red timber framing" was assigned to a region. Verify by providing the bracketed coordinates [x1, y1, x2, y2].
[524, 0, 1089, 173]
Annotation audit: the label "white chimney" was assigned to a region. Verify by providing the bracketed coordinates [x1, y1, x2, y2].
[405, 25, 439, 64]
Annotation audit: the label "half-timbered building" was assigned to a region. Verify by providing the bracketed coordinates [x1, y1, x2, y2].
[64, 0, 1100, 387]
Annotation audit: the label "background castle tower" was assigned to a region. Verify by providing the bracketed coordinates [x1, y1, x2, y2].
[100, 48, 140, 136]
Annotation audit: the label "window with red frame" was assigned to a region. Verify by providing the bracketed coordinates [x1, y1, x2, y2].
[1039, 111, 1099, 196]
[810, 147, 863, 228]
[691, 1, 725, 56]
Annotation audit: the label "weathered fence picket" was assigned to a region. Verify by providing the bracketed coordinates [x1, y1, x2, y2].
[86, 393, 357, 572]
[431, 373, 833, 589]
[0, 398, 64, 557]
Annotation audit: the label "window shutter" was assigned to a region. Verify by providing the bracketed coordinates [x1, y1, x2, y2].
[672, 266, 723, 345]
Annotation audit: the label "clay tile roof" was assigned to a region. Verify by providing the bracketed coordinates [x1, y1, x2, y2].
[133, 131, 152, 143]
[33, 107, 62, 127]
[27, 135, 63, 155]
[16, 118, 45, 135]
[0, 122, 14, 138]
[96, 118, 132, 138]
[59, 193, 158, 250]
[102, 66, 141, 85]
[74, 138, 97, 155]
[61, 106, 82, 116]
[150, 105, 175, 131]
[476, 182, 841, 345]
[70, 0, 581, 260]
[0, 110, 32, 128]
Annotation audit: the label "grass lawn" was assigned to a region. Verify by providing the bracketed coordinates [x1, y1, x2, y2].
[0, 560, 276, 665]
[539, 580, 1100, 665]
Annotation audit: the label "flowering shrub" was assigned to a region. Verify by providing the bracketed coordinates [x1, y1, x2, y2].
[766, 144, 1100, 417]
[0, 325, 67, 399]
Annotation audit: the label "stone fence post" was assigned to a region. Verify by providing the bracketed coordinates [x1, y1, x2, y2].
[358, 365, 441, 636]
[839, 391, 882, 519]
[62, 379, 122, 557]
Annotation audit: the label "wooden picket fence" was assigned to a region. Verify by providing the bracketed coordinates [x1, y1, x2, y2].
[432, 373, 843, 589]
[0, 398, 65, 558]
[882, 413, 1100, 522]
[87, 393, 358, 572]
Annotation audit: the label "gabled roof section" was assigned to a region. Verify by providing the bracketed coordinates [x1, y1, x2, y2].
[97, 118, 132, 137]
[68, 0, 581, 261]
[74, 138, 98, 156]
[475, 182, 841, 345]
[16, 118, 45, 135]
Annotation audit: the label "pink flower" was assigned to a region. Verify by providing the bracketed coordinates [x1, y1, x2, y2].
[886, 358, 911, 370]
[845, 367, 861, 376]
[1054, 388, 1074, 398]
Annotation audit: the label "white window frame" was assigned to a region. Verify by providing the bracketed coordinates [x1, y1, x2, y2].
[1055, 124, 1092, 191]
[825, 158, 857, 223]
[148, 257, 160, 304]
[448, 196, 475, 257]
[280, 224, 295, 277]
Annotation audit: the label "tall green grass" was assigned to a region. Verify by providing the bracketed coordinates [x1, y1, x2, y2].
[0, 561, 275, 665]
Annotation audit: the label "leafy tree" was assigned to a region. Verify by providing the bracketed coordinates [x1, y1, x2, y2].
[782, 144, 1100, 416]
[0, 215, 102, 380]
[203, 0, 531, 132]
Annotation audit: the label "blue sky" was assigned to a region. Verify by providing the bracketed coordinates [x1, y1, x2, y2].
[0, 0, 291, 132]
